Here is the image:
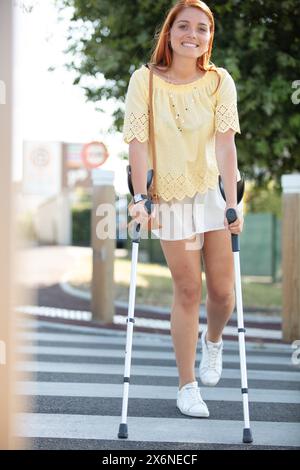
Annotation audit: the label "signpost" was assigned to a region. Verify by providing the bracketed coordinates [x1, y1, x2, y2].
[281, 174, 300, 342]
[89, 143, 115, 322]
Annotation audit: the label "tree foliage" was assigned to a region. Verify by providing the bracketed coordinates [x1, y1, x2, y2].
[56, 0, 300, 189]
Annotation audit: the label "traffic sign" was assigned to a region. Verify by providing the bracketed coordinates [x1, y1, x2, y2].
[81, 141, 109, 169]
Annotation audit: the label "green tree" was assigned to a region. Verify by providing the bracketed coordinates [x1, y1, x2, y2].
[56, 0, 300, 189]
[244, 181, 282, 217]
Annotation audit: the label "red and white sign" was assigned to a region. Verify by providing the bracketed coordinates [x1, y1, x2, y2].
[81, 141, 109, 169]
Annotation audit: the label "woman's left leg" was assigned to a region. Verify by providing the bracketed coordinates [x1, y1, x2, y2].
[201, 228, 235, 342]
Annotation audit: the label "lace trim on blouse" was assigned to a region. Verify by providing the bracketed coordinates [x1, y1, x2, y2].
[156, 169, 219, 201]
[215, 102, 240, 133]
[124, 111, 149, 143]
[124, 103, 240, 143]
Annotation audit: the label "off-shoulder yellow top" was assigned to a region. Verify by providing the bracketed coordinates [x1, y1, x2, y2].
[123, 64, 241, 201]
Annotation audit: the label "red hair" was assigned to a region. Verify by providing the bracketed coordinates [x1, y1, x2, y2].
[149, 0, 220, 93]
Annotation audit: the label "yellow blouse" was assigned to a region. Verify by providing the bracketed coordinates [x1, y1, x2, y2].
[123, 64, 241, 201]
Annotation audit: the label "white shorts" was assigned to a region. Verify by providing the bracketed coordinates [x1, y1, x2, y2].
[150, 182, 243, 248]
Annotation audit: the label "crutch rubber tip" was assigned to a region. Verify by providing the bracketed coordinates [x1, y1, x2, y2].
[243, 428, 253, 443]
[118, 423, 128, 439]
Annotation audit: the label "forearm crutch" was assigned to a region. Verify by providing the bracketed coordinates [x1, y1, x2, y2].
[118, 165, 154, 439]
[219, 175, 253, 444]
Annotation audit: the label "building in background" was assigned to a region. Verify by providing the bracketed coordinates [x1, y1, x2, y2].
[19, 139, 127, 246]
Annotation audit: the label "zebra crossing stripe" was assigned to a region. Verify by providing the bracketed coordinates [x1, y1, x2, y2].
[16, 361, 300, 382]
[16, 413, 300, 447]
[15, 306, 282, 340]
[16, 381, 300, 404]
[16, 344, 292, 366]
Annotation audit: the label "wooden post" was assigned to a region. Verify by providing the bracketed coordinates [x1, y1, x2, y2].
[91, 169, 115, 322]
[281, 174, 300, 342]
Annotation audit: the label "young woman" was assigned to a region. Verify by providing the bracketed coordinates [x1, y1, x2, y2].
[123, 0, 244, 418]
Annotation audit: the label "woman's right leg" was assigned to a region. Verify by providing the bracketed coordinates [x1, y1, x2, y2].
[160, 235, 202, 389]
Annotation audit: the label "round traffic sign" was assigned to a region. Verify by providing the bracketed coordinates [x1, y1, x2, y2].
[81, 141, 109, 169]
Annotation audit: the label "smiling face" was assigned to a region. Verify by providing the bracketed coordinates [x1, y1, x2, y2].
[169, 7, 211, 60]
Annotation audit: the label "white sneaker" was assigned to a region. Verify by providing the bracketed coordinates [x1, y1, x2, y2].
[176, 381, 209, 417]
[199, 329, 223, 386]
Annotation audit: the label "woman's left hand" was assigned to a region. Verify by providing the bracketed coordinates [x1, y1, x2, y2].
[224, 206, 244, 234]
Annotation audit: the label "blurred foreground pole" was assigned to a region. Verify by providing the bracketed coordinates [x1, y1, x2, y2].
[0, 0, 17, 449]
[281, 174, 300, 342]
[91, 170, 115, 322]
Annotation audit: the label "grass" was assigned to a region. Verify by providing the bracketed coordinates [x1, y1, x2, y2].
[68, 252, 282, 312]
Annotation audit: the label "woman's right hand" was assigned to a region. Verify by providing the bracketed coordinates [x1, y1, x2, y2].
[128, 199, 156, 227]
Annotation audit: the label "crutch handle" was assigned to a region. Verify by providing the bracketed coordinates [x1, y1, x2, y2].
[226, 208, 238, 224]
[225, 208, 240, 252]
[131, 199, 154, 241]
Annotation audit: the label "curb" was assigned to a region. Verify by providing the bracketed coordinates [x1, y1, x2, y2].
[59, 281, 282, 324]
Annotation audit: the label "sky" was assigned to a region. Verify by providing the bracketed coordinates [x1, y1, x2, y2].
[13, 0, 128, 193]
